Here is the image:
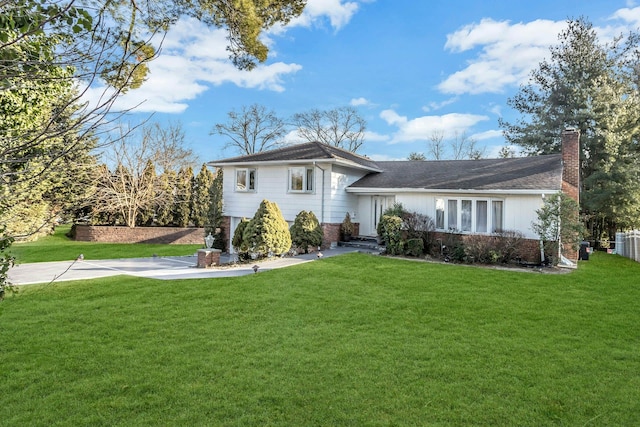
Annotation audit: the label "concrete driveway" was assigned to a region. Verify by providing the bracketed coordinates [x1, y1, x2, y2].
[8, 247, 371, 286]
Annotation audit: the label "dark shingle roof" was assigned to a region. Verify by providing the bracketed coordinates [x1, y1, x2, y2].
[349, 154, 562, 191]
[209, 141, 381, 171]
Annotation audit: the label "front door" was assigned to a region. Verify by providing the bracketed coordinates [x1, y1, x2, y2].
[371, 196, 395, 235]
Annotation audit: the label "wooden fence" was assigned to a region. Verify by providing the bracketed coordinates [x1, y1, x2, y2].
[615, 231, 640, 263]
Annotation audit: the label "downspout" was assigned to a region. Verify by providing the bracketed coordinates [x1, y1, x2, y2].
[313, 162, 326, 224]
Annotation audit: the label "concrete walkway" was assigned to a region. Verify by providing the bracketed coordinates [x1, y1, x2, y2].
[8, 247, 375, 286]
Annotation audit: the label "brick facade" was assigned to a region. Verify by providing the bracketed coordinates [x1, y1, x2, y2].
[561, 129, 580, 203]
[561, 128, 581, 262]
[222, 216, 231, 249]
[75, 225, 206, 245]
[322, 223, 341, 248]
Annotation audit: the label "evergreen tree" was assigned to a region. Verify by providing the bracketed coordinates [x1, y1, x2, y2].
[232, 218, 250, 260]
[207, 171, 226, 250]
[290, 211, 323, 253]
[136, 160, 157, 226]
[243, 200, 292, 257]
[191, 165, 214, 227]
[500, 17, 640, 235]
[173, 167, 193, 227]
[155, 171, 177, 226]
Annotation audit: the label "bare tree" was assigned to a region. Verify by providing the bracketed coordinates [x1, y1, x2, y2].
[211, 104, 288, 155]
[451, 131, 485, 160]
[93, 123, 196, 227]
[427, 130, 446, 160]
[143, 122, 199, 173]
[292, 106, 366, 153]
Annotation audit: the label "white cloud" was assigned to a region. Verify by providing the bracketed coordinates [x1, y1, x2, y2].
[363, 130, 389, 142]
[422, 97, 458, 112]
[82, 18, 303, 114]
[470, 129, 503, 141]
[439, 10, 640, 96]
[439, 18, 564, 95]
[289, 0, 361, 30]
[350, 97, 370, 106]
[380, 110, 489, 144]
[609, 6, 640, 25]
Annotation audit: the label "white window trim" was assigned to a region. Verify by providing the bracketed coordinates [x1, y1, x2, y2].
[235, 168, 256, 192]
[287, 166, 314, 193]
[435, 197, 504, 234]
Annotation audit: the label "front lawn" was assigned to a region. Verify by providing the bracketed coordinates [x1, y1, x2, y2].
[10, 224, 202, 263]
[1, 253, 638, 425]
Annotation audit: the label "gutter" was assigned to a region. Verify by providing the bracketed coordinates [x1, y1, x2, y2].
[345, 187, 560, 195]
[313, 161, 326, 224]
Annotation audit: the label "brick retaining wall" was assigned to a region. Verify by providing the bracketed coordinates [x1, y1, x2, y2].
[75, 225, 206, 245]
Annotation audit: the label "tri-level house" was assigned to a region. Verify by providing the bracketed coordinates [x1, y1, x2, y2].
[209, 129, 580, 263]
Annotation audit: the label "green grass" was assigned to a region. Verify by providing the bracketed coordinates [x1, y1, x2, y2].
[10, 224, 202, 263]
[1, 252, 639, 425]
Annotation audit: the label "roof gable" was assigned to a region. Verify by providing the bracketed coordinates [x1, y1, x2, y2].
[209, 141, 381, 172]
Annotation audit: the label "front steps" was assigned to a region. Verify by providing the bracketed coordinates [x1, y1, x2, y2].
[338, 236, 385, 253]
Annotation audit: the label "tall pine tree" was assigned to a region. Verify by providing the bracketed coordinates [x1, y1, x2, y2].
[500, 18, 640, 237]
[190, 165, 214, 227]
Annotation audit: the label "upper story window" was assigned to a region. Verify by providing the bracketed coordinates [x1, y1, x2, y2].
[235, 168, 256, 192]
[288, 166, 314, 193]
[435, 197, 504, 234]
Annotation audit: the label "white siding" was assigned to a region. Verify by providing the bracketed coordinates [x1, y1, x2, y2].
[324, 165, 368, 224]
[503, 194, 545, 239]
[223, 165, 324, 222]
[353, 192, 545, 239]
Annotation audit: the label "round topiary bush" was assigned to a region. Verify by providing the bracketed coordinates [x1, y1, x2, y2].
[290, 210, 323, 253]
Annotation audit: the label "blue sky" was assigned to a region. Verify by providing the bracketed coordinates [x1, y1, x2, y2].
[93, 0, 640, 164]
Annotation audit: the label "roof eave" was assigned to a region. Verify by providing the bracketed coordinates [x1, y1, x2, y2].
[346, 187, 561, 195]
[208, 159, 337, 168]
[209, 158, 382, 172]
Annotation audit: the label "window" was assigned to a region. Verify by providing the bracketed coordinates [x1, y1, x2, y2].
[492, 200, 503, 233]
[461, 200, 472, 232]
[289, 166, 314, 192]
[435, 199, 445, 229]
[235, 168, 256, 192]
[448, 200, 458, 230]
[476, 201, 487, 233]
[435, 197, 503, 234]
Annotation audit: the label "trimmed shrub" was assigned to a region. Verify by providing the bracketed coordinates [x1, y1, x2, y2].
[494, 230, 526, 263]
[379, 215, 403, 255]
[290, 210, 323, 253]
[243, 200, 292, 258]
[377, 203, 406, 237]
[404, 238, 424, 257]
[340, 212, 354, 238]
[232, 218, 250, 259]
[463, 235, 498, 264]
[462, 230, 526, 264]
[404, 212, 435, 253]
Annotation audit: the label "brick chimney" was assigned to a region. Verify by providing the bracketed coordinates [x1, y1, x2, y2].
[561, 128, 580, 263]
[561, 128, 580, 204]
